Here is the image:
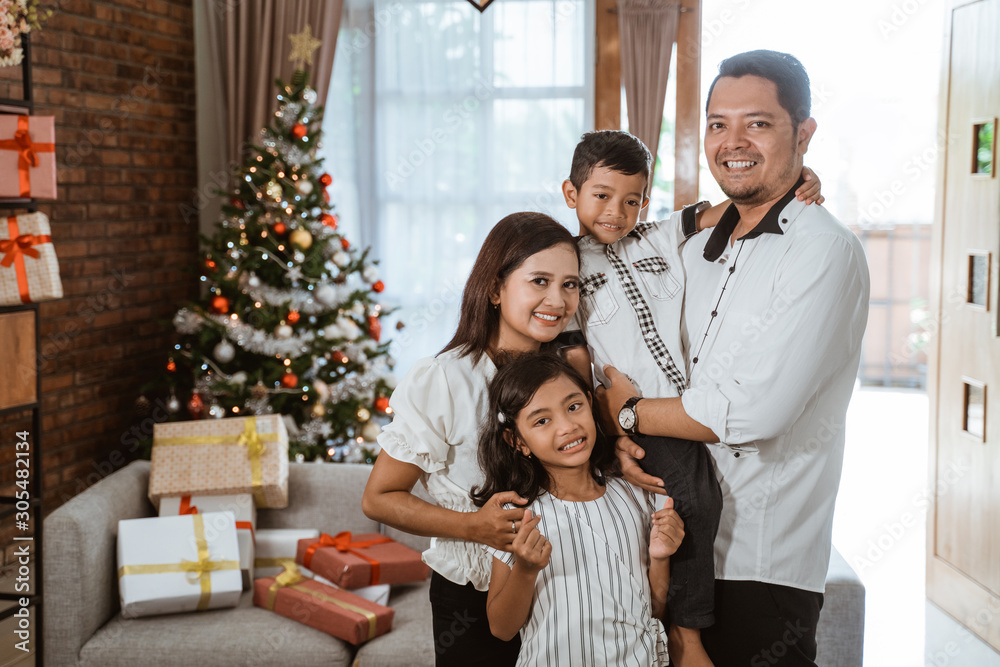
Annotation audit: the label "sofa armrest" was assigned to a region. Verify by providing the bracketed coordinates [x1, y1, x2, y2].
[43, 460, 155, 666]
[816, 547, 865, 667]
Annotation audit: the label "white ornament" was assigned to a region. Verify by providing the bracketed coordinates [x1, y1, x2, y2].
[338, 317, 361, 341]
[363, 266, 379, 283]
[332, 251, 350, 268]
[352, 302, 366, 316]
[361, 421, 381, 442]
[314, 379, 330, 400]
[208, 403, 226, 419]
[316, 284, 338, 306]
[296, 180, 314, 195]
[275, 324, 294, 339]
[230, 371, 248, 386]
[248, 275, 261, 288]
[323, 323, 342, 339]
[303, 88, 317, 104]
[213, 339, 236, 363]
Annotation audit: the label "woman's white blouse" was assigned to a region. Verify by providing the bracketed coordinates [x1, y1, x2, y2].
[376, 347, 497, 591]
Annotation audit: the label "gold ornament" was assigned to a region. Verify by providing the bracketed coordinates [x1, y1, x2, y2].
[361, 421, 381, 442]
[356, 407, 371, 422]
[288, 24, 322, 68]
[289, 227, 313, 249]
[251, 382, 268, 399]
[312, 402, 327, 417]
[266, 180, 282, 199]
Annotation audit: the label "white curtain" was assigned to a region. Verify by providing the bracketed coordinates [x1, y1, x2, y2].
[322, 0, 594, 374]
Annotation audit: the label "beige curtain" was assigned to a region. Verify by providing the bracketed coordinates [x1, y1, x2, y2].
[617, 0, 680, 217]
[201, 0, 344, 166]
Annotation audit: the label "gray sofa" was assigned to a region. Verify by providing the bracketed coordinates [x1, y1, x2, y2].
[44, 460, 865, 666]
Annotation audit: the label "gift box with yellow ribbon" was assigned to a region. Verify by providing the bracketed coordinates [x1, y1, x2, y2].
[255, 528, 319, 579]
[160, 494, 256, 590]
[295, 531, 430, 589]
[253, 564, 394, 645]
[1, 211, 63, 306]
[117, 511, 242, 618]
[0, 115, 57, 199]
[149, 414, 289, 508]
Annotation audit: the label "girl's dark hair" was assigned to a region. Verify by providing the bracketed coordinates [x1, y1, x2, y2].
[471, 352, 616, 507]
[441, 212, 579, 364]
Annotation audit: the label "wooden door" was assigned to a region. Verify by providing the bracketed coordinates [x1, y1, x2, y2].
[928, 0, 1000, 650]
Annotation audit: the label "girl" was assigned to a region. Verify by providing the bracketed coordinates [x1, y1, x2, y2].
[473, 352, 685, 667]
[362, 212, 582, 666]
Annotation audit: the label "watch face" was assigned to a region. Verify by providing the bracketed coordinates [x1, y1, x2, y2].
[619, 408, 636, 430]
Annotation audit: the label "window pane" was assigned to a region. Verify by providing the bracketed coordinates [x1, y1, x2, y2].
[493, 0, 586, 88]
[492, 98, 583, 192]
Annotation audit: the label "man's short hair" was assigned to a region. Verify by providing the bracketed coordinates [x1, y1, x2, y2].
[569, 130, 652, 197]
[706, 50, 812, 127]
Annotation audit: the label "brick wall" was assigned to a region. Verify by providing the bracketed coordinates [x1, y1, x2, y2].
[0, 0, 198, 564]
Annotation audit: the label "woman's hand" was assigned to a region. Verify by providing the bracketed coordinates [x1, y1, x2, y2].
[468, 491, 530, 551]
[796, 167, 825, 205]
[510, 509, 551, 573]
[649, 496, 685, 561]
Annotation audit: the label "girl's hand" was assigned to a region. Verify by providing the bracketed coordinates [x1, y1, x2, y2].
[470, 491, 530, 551]
[796, 167, 825, 205]
[510, 509, 551, 573]
[649, 497, 685, 562]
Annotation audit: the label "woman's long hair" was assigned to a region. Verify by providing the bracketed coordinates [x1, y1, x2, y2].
[471, 352, 616, 507]
[441, 212, 580, 364]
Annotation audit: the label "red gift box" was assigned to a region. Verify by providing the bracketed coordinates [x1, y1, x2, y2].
[0, 116, 57, 200]
[253, 566, 394, 645]
[295, 532, 429, 589]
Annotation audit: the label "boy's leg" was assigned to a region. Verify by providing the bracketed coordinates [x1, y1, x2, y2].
[429, 572, 521, 667]
[701, 580, 824, 666]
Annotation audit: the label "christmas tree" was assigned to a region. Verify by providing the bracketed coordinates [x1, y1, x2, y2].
[145, 68, 396, 463]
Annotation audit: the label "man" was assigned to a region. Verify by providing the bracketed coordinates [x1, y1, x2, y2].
[597, 50, 870, 666]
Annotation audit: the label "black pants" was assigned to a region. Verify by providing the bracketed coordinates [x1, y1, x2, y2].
[701, 580, 824, 666]
[429, 571, 521, 667]
[633, 434, 723, 629]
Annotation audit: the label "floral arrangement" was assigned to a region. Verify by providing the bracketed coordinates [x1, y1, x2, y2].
[1, 0, 51, 68]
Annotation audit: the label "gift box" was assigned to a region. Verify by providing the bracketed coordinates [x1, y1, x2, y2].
[160, 494, 256, 590]
[255, 528, 320, 579]
[117, 511, 242, 618]
[0, 115, 57, 199]
[253, 565, 394, 645]
[296, 532, 429, 589]
[300, 566, 391, 606]
[149, 415, 289, 508]
[1, 212, 63, 306]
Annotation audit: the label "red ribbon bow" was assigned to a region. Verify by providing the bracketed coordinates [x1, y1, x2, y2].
[3, 217, 52, 304]
[303, 531, 392, 585]
[177, 495, 255, 543]
[0, 116, 56, 197]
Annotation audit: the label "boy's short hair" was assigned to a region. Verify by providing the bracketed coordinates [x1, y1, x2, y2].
[707, 50, 811, 127]
[569, 130, 652, 197]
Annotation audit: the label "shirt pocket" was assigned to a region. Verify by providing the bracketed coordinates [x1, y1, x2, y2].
[632, 257, 681, 301]
[579, 272, 618, 327]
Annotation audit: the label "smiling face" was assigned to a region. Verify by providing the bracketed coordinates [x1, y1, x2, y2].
[513, 374, 597, 471]
[491, 242, 580, 354]
[705, 75, 816, 207]
[562, 165, 649, 244]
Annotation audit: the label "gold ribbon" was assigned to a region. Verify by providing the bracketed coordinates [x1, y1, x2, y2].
[117, 514, 240, 611]
[266, 563, 379, 640]
[152, 416, 279, 505]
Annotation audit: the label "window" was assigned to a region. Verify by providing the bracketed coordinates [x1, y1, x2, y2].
[322, 0, 594, 373]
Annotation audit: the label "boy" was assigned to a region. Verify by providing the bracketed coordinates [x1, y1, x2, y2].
[558, 130, 821, 667]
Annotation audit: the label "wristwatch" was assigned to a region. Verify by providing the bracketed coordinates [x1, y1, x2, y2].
[618, 396, 642, 436]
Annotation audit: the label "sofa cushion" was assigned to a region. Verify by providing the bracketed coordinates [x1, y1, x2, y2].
[258, 463, 380, 535]
[80, 591, 355, 667]
[354, 581, 435, 666]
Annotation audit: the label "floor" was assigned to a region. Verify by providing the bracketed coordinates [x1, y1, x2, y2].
[2, 387, 998, 666]
[833, 387, 1000, 666]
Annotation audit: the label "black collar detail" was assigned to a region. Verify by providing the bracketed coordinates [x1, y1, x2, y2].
[702, 177, 804, 262]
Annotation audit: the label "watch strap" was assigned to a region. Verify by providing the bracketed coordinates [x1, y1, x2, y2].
[681, 200, 711, 239]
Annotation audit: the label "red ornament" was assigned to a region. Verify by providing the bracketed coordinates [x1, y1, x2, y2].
[231, 198, 245, 210]
[320, 213, 337, 229]
[273, 222, 288, 236]
[375, 396, 390, 413]
[286, 310, 300, 324]
[210, 295, 230, 314]
[372, 280, 385, 293]
[291, 123, 307, 140]
[319, 173, 333, 187]
[280, 372, 298, 388]
[204, 258, 217, 271]
[367, 314, 381, 342]
[166, 359, 176, 372]
[187, 393, 204, 419]
[323, 190, 330, 203]
[331, 350, 347, 364]
[340, 238, 351, 250]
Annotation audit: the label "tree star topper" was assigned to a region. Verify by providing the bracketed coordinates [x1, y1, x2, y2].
[289, 24, 322, 68]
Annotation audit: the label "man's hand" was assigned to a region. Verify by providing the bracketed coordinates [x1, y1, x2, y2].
[595, 365, 639, 436]
[616, 436, 666, 494]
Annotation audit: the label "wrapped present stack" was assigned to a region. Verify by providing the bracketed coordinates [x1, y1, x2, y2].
[115, 413, 430, 643]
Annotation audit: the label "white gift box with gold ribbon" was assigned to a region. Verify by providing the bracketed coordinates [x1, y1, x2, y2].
[254, 528, 319, 579]
[117, 511, 242, 618]
[149, 414, 289, 508]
